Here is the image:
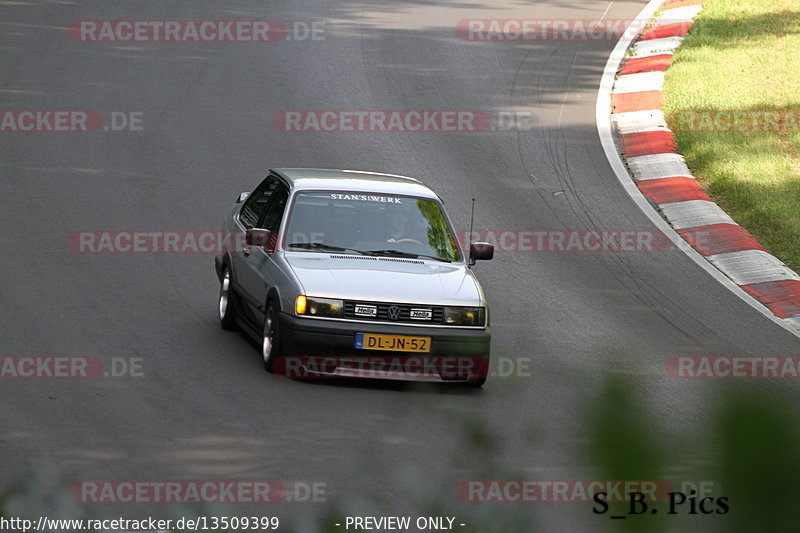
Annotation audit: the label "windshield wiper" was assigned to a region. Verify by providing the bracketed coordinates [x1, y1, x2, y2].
[287, 242, 367, 255]
[363, 249, 452, 263]
[288, 243, 452, 262]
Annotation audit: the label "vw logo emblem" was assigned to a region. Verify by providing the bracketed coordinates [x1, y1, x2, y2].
[387, 305, 401, 320]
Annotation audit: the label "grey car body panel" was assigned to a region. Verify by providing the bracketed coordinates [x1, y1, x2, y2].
[283, 252, 483, 306]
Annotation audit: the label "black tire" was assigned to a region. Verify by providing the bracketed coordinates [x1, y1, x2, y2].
[465, 376, 486, 388]
[464, 357, 489, 388]
[218, 266, 239, 331]
[262, 301, 283, 373]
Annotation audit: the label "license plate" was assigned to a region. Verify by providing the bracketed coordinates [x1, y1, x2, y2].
[355, 333, 431, 352]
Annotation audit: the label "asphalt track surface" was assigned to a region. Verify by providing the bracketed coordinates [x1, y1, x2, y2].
[2, 1, 799, 532]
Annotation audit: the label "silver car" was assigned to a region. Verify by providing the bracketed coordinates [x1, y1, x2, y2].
[214, 169, 493, 387]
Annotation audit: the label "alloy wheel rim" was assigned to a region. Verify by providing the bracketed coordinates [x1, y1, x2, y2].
[218, 270, 230, 320]
[262, 311, 273, 362]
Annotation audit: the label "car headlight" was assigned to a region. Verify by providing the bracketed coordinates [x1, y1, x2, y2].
[296, 296, 344, 318]
[443, 306, 485, 326]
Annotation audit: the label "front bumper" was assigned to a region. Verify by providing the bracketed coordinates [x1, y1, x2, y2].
[276, 312, 490, 382]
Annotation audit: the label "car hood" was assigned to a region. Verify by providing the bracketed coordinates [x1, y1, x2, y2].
[283, 252, 483, 306]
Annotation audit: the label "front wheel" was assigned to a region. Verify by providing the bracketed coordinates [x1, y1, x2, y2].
[218, 267, 239, 331]
[262, 303, 283, 373]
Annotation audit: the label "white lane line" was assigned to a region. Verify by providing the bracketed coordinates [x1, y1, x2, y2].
[626, 153, 693, 181]
[708, 250, 800, 286]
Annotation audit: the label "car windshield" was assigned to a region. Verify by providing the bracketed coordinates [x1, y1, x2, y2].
[283, 192, 462, 262]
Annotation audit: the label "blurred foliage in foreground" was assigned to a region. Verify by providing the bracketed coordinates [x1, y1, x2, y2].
[4, 377, 800, 532]
[588, 376, 800, 533]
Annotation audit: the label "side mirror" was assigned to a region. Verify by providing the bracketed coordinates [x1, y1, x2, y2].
[236, 192, 250, 203]
[245, 228, 276, 253]
[469, 242, 494, 265]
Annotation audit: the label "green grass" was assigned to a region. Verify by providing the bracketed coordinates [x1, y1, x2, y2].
[663, 0, 800, 270]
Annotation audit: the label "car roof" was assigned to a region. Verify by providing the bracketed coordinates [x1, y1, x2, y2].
[272, 168, 441, 200]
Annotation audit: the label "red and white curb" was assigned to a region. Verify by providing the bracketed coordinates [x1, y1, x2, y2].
[597, 0, 800, 335]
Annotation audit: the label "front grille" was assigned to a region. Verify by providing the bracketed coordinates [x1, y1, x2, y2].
[344, 300, 445, 325]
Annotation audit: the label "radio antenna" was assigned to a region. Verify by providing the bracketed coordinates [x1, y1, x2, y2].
[468, 198, 476, 243]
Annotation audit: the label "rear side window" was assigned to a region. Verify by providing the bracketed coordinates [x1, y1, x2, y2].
[260, 185, 290, 232]
[239, 176, 280, 229]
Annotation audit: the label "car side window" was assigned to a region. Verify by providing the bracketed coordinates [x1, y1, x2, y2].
[239, 176, 280, 229]
[259, 184, 290, 232]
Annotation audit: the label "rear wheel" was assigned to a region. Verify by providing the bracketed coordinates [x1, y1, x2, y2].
[262, 302, 283, 373]
[218, 267, 239, 331]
